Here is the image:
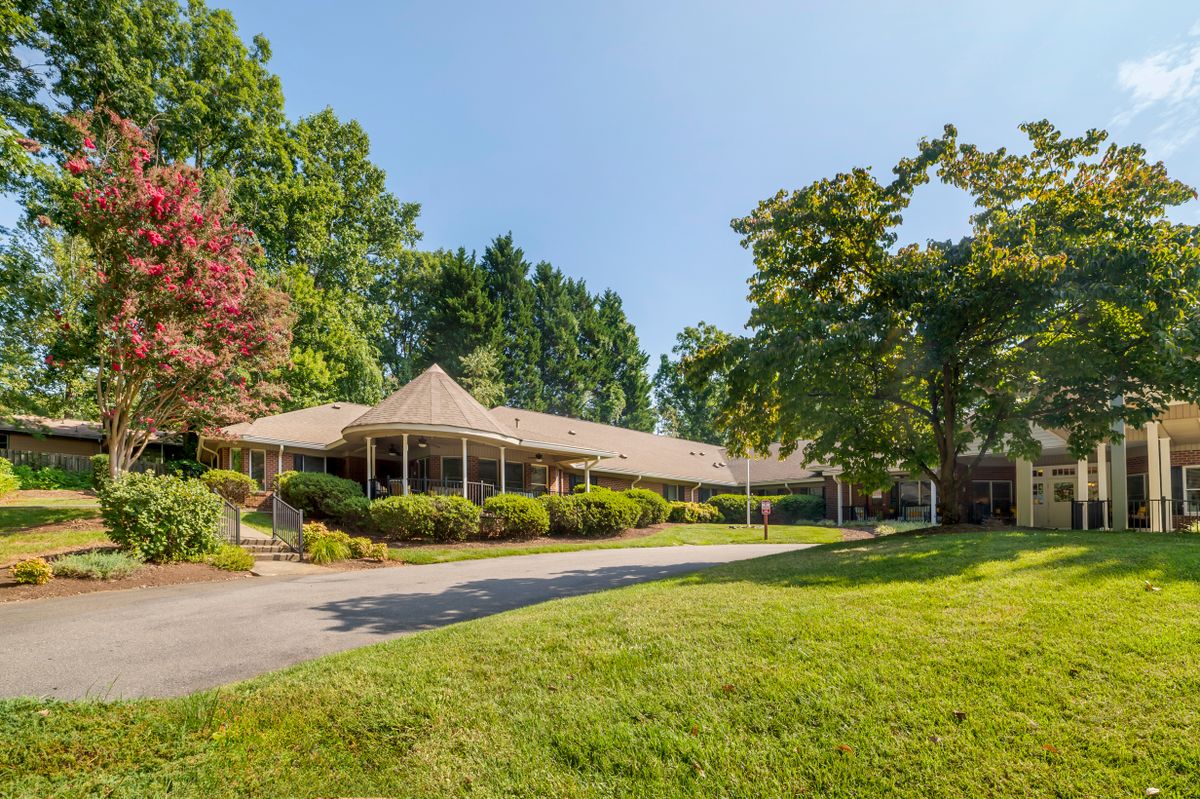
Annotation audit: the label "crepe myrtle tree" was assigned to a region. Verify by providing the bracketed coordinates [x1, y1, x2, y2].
[57, 110, 292, 479]
[698, 121, 1200, 523]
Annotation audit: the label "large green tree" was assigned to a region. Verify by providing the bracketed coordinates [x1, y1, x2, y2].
[709, 121, 1200, 523]
[654, 323, 731, 443]
[480, 233, 543, 409]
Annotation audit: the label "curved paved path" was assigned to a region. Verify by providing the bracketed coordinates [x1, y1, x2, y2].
[0, 544, 810, 700]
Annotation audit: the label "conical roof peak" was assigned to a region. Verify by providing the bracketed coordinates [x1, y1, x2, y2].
[344, 365, 515, 439]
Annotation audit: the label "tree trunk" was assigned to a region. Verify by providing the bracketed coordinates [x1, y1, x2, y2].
[937, 461, 963, 525]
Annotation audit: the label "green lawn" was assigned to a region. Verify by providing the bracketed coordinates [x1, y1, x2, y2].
[240, 510, 273, 536]
[4, 529, 1199, 797]
[0, 506, 109, 564]
[390, 522, 843, 564]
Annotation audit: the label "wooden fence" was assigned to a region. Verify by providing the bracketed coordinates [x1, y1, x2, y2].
[0, 448, 166, 475]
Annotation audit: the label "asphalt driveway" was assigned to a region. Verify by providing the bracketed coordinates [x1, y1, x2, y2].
[0, 544, 810, 700]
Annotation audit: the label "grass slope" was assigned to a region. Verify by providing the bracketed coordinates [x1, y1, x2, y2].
[392, 522, 842, 564]
[0, 506, 108, 563]
[4, 530, 1199, 797]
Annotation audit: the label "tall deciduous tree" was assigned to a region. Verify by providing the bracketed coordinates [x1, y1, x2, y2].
[62, 111, 291, 477]
[458, 346, 506, 408]
[655, 322, 731, 443]
[711, 121, 1200, 523]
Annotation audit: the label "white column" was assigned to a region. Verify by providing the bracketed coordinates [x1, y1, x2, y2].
[1146, 422, 1162, 531]
[930, 478, 938, 525]
[499, 447, 506, 493]
[461, 437, 469, 498]
[1111, 406, 1128, 529]
[1160, 434, 1172, 530]
[1096, 444, 1108, 529]
[835, 477, 844, 525]
[585, 462, 591, 492]
[1016, 458, 1033, 527]
[277, 444, 284, 475]
[402, 434, 409, 495]
[365, 436, 373, 499]
[1076, 458, 1089, 530]
[745, 460, 752, 526]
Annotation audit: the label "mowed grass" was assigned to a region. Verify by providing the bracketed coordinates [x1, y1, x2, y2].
[4, 529, 1200, 797]
[0, 505, 108, 564]
[392, 522, 842, 564]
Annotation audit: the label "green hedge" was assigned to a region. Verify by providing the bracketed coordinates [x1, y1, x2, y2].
[707, 493, 755, 523]
[99, 472, 221, 562]
[774, 493, 825, 522]
[623, 488, 670, 527]
[200, 469, 257, 504]
[13, 464, 92, 490]
[0, 457, 18, 498]
[576, 491, 641, 536]
[370, 494, 482, 541]
[279, 471, 364, 518]
[483, 494, 549, 538]
[541, 494, 584, 536]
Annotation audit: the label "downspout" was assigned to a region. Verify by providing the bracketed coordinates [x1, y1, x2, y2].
[631, 474, 643, 488]
[693, 481, 701, 503]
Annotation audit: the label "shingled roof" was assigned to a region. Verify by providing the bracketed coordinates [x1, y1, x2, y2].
[220, 402, 373, 447]
[345, 365, 517, 440]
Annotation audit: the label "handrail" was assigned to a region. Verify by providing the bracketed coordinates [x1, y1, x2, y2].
[218, 499, 241, 545]
[271, 494, 304, 559]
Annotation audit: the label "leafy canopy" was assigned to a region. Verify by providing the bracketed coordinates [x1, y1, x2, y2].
[709, 121, 1200, 519]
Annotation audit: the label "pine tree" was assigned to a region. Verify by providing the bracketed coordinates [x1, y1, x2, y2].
[480, 233, 543, 409]
[420, 249, 500, 371]
[532, 262, 584, 418]
[596, 290, 655, 431]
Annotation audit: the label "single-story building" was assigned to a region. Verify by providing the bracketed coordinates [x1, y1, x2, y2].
[0, 415, 182, 473]
[201, 365, 1200, 531]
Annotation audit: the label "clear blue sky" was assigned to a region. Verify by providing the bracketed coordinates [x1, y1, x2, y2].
[22, 1, 1200, 365]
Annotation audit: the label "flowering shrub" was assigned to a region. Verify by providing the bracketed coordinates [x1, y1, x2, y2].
[58, 110, 291, 479]
[99, 472, 221, 562]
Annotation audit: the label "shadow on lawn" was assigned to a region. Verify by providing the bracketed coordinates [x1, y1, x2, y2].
[681, 529, 1200, 590]
[0, 506, 100, 532]
[311, 561, 731, 635]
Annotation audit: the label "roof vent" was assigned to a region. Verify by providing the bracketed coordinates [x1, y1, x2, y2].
[568, 429, 576, 435]
[689, 451, 696, 455]
[514, 418, 520, 429]
[619, 453, 628, 459]
[331, 403, 341, 409]
[698, 451, 705, 456]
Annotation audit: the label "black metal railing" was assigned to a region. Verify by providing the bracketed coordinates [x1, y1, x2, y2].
[1070, 500, 1111, 530]
[896, 503, 932, 523]
[841, 505, 877, 522]
[1127, 498, 1200, 532]
[218, 499, 241, 545]
[271, 494, 304, 558]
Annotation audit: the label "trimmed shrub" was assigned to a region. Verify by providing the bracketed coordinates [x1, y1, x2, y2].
[367, 542, 390, 561]
[347, 536, 375, 558]
[330, 496, 372, 531]
[200, 469, 258, 504]
[52, 551, 143, 580]
[707, 493, 754, 523]
[483, 494, 550, 538]
[279, 472, 364, 518]
[577, 491, 641, 537]
[308, 535, 351, 564]
[0, 457, 18, 498]
[91, 453, 111, 491]
[13, 464, 92, 490]
[168, 459, 206, 478]
[11, 557, 53, 585]
[207, 544, 255, 572]
[775, 493, 825, 522]
[99, 472, 222, 562]
[542, 494, 584, 536]
[623, 488, 671, 527]
[430, 495, 482, 541]
[668, 501, 720, 524]
[371, 495, 436, 540]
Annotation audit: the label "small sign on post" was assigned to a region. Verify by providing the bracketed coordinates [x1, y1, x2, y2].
[760, 499, 772, 540]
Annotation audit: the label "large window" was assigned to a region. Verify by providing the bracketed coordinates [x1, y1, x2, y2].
[505, 462, 525, 491]
[530, 465, 548, 494]
[229, 448, 243, 473]
[971, 480, 1012, 518]
[663, 484, 686, 502]
[1183, 467, 1200, 514]
[0, 432, 8, 449]
[478, 459, 498, 486]
[248, 450, 266, 484]
[442, 457, 463, 482]
[293, 454, 325, 473]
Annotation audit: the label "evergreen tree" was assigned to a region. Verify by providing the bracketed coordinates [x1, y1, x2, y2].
[596, 290, 655, 431]
[532, 262, 585, 418]
[480, 233, 543, 409]
[420, 249, 500, 371]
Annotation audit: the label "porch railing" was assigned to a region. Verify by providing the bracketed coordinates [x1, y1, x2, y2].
[1127, 498, 1200, 532]
[271, 494, 304, 558]
[382, 478, 566, 505]
[897, 503, 932, 523]
[218, 499, 242, 545]
[1070, 500, 1111, 530]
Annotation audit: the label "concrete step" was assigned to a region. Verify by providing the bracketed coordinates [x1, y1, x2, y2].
[253, 551, 301, 562]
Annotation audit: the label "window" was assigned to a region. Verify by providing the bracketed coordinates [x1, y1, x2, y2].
[663, 484, 685, 502]
[505, 462, 525, 491]
[229, 448, 243, 473]
[442, 457, 463, 482]
[1127, 473, 1146, 500]
[478, 459, 498, 486]
[293, 454, 325, 473]
[1183, 466, 1200, 514]
[699, 487, 715, 502]
[896, 480, 932, 507]
[568, 473, 583, 491]
[248, 450, 266, 484]
[0, 432, 8, 450]
[530, 465, 548, 493]
[971, 480, 1012, 518]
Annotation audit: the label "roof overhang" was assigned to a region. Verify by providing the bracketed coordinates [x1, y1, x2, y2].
[342, 422, 523, 448]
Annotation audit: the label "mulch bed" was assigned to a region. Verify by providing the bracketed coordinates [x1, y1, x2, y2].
[839, 527, 878, 541]
[0, 562, 250, 603]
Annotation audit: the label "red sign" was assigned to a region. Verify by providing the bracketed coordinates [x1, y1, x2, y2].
[760, 500, 772, 516]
